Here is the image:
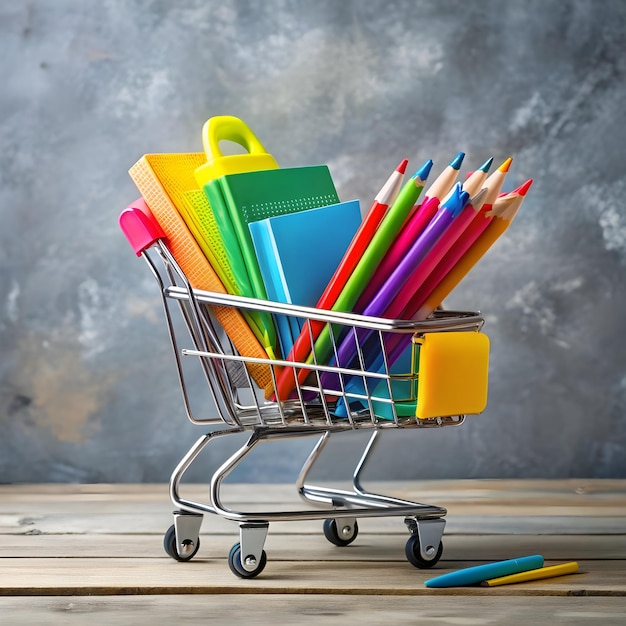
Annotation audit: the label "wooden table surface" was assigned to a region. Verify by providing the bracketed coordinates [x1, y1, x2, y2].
[1, 480, 626, 624]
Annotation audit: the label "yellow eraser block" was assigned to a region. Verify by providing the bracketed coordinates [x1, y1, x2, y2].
[416, 331, 490, 419]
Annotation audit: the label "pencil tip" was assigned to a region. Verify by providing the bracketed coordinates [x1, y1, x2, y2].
[516, 178, 533, 196]
[443, 182, 470, 217]
[397, 158, 409, 175]
[479, 157, 494, 173]
[470, 187, 488, 210]
[414, 159, 433, 181]
[498, 157, 513, 173]
[450, 151, 465, 170]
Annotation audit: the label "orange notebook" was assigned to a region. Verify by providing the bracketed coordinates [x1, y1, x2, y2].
[128, 153, 273, 392]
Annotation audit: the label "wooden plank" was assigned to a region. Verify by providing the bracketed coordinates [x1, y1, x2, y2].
[2, 511, 625, 536]
[2, 594, 626, 625]
[2, 479, 626, 506]
[0, 557, 624, 596]
[2, 533, 626, 562]
[2, 480, 625, 536]
[1, 482, 625, 604]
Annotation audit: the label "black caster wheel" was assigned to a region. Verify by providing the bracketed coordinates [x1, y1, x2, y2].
[228, 542, 267, 579]
[323, 518, 359, 547]
[163, 524, 200, 562]
[405, 534, 443, 568]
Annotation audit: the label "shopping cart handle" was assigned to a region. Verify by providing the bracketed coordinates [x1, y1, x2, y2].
[119, 199, 166, 256]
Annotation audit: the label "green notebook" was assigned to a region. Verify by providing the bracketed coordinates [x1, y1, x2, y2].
[203, 166, 340, 302]
[178, 189, 277, 355]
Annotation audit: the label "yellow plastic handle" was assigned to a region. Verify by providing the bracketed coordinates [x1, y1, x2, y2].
[203, 115, 270, 160]
[194, 116, 278, 187]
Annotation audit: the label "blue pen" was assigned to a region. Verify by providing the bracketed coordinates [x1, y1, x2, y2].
[424, 555, 544, 588]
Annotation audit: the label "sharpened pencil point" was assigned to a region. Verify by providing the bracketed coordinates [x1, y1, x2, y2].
[498, 157, 513, 173]
[450, 151, 465, 170]
[515, 178, 533, 196]
[397, 158, 409, 175]
[478, 157, 494, 173]
[413, 159, 433, 181]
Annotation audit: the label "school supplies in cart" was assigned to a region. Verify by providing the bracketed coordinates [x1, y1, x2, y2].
[120, 114, 532, 580]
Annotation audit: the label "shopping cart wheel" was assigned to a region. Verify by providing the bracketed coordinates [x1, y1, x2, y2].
[322, 518, 359, 547]
[405, 534, 443, 568]
[163, 524, 200, 562]
[228, 542, 267, 579]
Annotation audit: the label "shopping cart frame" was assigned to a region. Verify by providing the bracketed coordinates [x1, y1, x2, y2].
[121, 206, 487, 578]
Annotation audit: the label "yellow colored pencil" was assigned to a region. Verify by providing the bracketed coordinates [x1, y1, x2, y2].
[480, 156, 513, 206]
[481, 561, 579, 587]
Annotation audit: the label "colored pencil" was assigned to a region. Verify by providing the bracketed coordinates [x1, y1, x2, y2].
[422, 151, 465, 204]
[275, 160, 433, 401]
[460, 156, 493, 197]
[323, 158, 506, 397]
[386, 187, 488, 320]
[312, 157, 408, 308]
[481, 561, 579, 587]
[481, 156, 513, 205]
[398, 158, 516, 321]
[331, 185, 488, 400]
[364, 183, 470, 320]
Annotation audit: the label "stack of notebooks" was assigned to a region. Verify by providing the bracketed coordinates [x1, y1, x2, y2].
[127, 115, 533, 414]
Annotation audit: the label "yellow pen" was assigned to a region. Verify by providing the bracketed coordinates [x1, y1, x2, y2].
[481, 562, 579, 587]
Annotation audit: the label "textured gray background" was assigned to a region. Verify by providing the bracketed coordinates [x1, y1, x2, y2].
[1, 0, 625, 484]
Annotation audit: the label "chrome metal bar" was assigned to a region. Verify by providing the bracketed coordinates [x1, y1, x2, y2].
[165, 286, 484, 334]
[207, 427, 446, 522]
[169, 428, 244, 515]
[295, 431, 334, 507]
[158, 244, 241, 427]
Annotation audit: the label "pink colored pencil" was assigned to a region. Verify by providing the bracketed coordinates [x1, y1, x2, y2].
[354, 195, 440, 311]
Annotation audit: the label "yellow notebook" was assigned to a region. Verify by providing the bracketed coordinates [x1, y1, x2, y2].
[128, 153, 273, 392]
[179, 188, 240, 296]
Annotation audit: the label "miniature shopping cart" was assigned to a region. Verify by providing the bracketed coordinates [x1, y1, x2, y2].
[120, 205, 490, 579]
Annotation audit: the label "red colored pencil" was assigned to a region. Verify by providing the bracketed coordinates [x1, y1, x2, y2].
[319, 158, 408, 309]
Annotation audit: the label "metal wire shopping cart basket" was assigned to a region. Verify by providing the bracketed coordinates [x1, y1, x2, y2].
[119, 205, 489, 579]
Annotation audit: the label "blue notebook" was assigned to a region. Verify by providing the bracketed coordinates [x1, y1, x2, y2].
[249, 200, 362, 358]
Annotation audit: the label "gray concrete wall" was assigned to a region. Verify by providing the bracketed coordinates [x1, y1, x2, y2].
[1, 0, 625, 484]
